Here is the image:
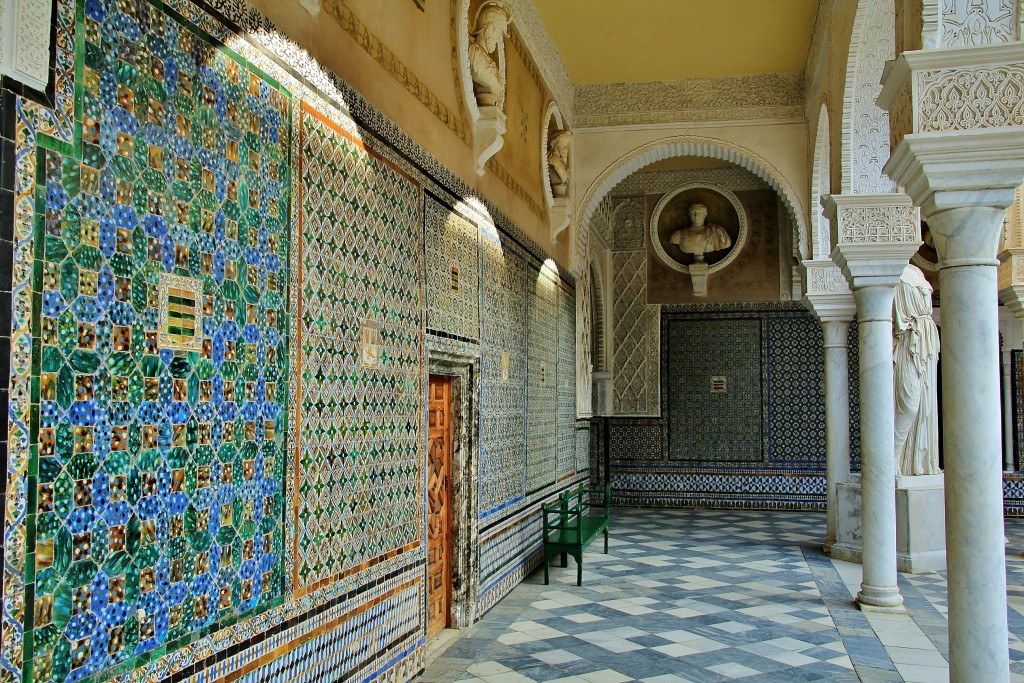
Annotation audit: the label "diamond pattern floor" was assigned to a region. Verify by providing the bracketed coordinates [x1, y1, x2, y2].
[419, 508, 1024, 683]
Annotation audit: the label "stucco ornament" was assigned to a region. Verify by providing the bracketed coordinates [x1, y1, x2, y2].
[893, 264, 941, 477]
[469, 2, 510, 107]
[670, 204, 732, 262]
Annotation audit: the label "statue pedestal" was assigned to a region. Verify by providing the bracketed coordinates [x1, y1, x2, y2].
[689, 262, 709, 297]
[831, 475, 863, 564]
[829, 473, 946, 573]
[895, 474, 946, 573]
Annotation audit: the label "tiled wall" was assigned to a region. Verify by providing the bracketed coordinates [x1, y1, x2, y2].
[604, 304, 836, 510]
[0, 1, 585, 682]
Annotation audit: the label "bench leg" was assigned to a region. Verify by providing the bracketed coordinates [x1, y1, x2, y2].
[604, 527, 609, 554]
[577, 554, 583, 586]
[561, 552, 568, 568]
[544, 552, 550, 585]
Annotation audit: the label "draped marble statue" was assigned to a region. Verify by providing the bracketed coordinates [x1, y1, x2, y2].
[893, 264, 941, 476]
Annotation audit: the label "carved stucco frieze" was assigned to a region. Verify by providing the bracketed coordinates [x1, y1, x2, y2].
[923, 0, 1021, 48]
[879, 42, 1024, 151]
[0, 0, 54, 92]
[825, 194, 920, 246]
[611, 196, 644, 252]
[1003, 185, 1024, 251]
[611, 167, 769, 197]
[998, 250, 1024, 290]
[573, 73, 803, 128]
[805, 262, 852, 294]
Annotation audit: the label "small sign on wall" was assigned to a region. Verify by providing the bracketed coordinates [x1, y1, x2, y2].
[710, 376, 727, 394]
[359, 319, 383, 369]
[501, 352, 510, 382]
[158, 273, 203, 352]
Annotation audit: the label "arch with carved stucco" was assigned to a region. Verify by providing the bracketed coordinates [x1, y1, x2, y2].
[578, 135, 809, 262]
[811, 103, 832, 259]
[840, 0, 896, 195]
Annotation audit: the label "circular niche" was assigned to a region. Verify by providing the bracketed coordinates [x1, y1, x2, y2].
[650, 181, 748, 274]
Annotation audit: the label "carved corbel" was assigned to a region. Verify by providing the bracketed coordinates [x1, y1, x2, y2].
[462, 0, 512, 175]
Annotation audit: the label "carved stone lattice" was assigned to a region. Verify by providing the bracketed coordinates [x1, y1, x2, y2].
[843, 0, 896, 195]
[613, 251, 659, 416]
[838, 206, 920, 244]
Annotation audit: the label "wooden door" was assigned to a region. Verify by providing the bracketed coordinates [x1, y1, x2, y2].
[426, 375, 453, 639]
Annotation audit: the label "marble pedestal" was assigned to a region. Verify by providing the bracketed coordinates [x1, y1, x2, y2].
[895, 474, 946, 573]
[829, 474, 946, 573]
[831, 476, 863, 564]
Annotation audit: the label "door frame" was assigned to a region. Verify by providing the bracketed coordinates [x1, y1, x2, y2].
[426, 348, 479, 630]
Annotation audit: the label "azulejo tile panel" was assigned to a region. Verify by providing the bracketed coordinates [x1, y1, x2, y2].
[293, 103, 423, 595]
[424, 195, 480, 342]
[479, 226, 528, 515]
[556, 286, 576, 480]
[26, 0, 291, 678]
[526, 262, 559, 493]
[765, 316, 826, 465]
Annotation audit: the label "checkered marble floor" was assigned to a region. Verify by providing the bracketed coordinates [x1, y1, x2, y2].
[418, 509, 1024, 683]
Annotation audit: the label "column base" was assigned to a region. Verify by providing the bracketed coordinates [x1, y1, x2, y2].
[832, 478, 862, 564]
[895, 474, 947, 573]
[822, 540, 835, 555]
[857, 583, 906, 613]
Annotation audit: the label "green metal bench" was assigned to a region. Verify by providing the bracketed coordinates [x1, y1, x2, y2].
[541, 483, 611, 586]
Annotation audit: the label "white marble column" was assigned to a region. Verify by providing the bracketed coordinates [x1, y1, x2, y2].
[881, 129, 1024, 683]
[802, 261, 856, 553]
[826, 195, 921, 612]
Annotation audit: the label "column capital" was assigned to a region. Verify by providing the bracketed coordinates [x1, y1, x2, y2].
[999, 282, 1024, 325]
[999, 248, 1024, 292]
[801, 260, 856, 322]
[822, 193, 921, 245]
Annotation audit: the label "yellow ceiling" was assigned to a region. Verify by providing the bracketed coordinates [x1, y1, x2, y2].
[532, 0, 820, 84]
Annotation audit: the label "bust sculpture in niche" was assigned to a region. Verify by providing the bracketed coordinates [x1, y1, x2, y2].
[469, 3, 510, 107]
[669, 203, 732, 262]
[547, 129, 572, 198]
[893, 263, 941, 476]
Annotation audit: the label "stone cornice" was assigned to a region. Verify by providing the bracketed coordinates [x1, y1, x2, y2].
[573, 73, 804, 129]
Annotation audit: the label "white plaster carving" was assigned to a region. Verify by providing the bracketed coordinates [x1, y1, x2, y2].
[811, 104, 832, 259]
[610, 167, 769, 196]
[805, 261, 853, 294]
[841, 0, 897, 196]
[578, 136, 808, 264]
[542, 103, 572, 242]
[940, 0, 1017, 46]
[573, 72, 803, 128]
[576, 253, 593, 418]
[649, 182, 749, 282]
[824, 193, 921, 247]
[610, 196, 644, 252]
[0, 0, 54, 92]
[1002, 185, 1024, 251]
[612, 250, 659, 416]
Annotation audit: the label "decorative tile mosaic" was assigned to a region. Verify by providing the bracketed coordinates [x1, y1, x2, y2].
[574, 420, 590, 474]
[424, 195, 480, 342]
[766, 316, 826, 465]
[848, 319, 862, 472]
[527, 263, 559, 493]
[609, 421, 662, 460]
[25, 0, 292, 678]
[666, 318, 764, 462]
[479, 225, 528, 515]
[293, 103, 423, 595]
[556, 286, 576, 480]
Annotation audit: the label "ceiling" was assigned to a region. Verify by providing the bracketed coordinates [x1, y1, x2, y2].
[531, 0, 820, 85]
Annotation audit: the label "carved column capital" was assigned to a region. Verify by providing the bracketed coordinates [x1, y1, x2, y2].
[0, 0, 53, 92]
[801, 259, 856, 322]
[823, 194, 921, 291]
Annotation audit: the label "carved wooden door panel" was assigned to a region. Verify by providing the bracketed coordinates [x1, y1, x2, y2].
[426, 375, 452, 639]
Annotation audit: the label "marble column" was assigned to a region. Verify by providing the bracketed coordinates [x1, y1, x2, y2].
[884, 132, 1024, 683]
[826, 194, 921, 612]
[802, 260, 856, 553]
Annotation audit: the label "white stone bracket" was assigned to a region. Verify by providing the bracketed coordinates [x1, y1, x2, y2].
[0, 0, 54, 93]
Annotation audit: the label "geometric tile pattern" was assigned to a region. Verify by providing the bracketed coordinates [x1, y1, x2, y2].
[479, 226, 528, 514]
[556, 286, 576, 480]
[527, 263, 559, 493]
[666, 318, 764, 462]
[424, 196, 480, 341]
[27, 1, 291, 678]
[765, 316, 826, 465]
[609, 422, 662, 461]
[294, 104, 422, 594]
[848, 320, 863, 472]
[1014, 349, 1023, 473]
[612, 250, 659, 416]
[422, 509, 861, 683]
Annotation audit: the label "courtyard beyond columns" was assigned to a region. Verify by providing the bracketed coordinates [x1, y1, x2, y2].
[419, 509, 1024, 683]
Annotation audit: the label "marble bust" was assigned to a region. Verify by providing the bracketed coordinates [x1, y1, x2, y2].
[469, 3, 510, 107]
[669, 203, 732, 262]
[547, 129, 572, 198]
[893, 263, 941, 476]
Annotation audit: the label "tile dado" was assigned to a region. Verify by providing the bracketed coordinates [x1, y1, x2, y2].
[2, 0, 581, 683]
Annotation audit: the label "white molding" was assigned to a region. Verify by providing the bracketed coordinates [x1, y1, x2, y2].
[0, 0, 53, 92]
